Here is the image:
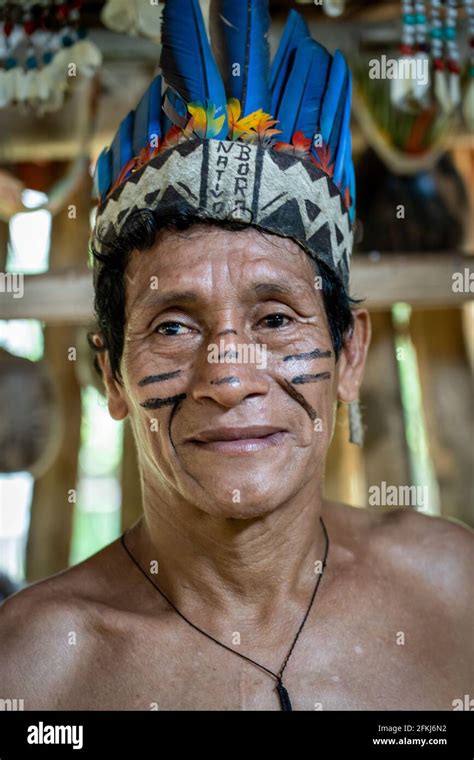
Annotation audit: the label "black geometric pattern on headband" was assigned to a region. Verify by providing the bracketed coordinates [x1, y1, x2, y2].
[93, 138, 354, 288]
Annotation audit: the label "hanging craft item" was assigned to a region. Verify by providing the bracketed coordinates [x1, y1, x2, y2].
[430, 0, 461, 112]
[100, 0, 164, 41]
[0, 69, 98, 223]
[389, 1, 470, 113]
[322, 0, 346, 17]
[444, 0, 461, 110]
[390, 1, 430, 111]
[462, 0, 474, 128]
[101, 0, 213, 40]
[0, 0, 102, 113]
[429, 0, 450, 110]
[355, 0, 473, 176]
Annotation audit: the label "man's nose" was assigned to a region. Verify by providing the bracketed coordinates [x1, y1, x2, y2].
[191, 330, 271, 408]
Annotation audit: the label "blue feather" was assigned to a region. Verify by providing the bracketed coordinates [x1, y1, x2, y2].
[209, 0, 271, 116]
[340, 130, 352, 193]
[319, 49, 349, 157]
[274, 37, 331, 144]
[110, 110, 134, 184]
[333, 69, 352, 186]
[270, 9, 310, 117]
[95, 147, 112, 199]
[147, 75, 162, 147]
[339, 128, 355, 221]
[133, 87, 150, 157]
[120, 111, 134, 168]
[160, 0, 227, 139]
[132, 75, 163, 156]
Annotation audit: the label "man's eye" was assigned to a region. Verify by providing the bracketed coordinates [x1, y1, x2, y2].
[155, 321, 191, 336]
[259, 313, 292, 329]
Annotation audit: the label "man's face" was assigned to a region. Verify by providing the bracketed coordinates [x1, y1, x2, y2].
[101, 225, 369, 518]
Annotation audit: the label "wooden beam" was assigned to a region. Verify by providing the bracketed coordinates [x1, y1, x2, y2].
[1, 253, 472, 324]
[350, 253, 474, 309]
[0, 267, 94, 324]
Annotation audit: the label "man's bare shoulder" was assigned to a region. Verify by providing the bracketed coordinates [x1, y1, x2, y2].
[1, 536, 125, 616]
[326, 500, 473, 606]
[0, 537, 128, 703]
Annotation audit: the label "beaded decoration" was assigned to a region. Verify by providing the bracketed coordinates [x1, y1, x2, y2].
[462, 0, 474, 127]
[0, 0, 101, 112]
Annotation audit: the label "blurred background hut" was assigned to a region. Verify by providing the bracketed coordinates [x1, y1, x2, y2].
[0, 0, 472, 590]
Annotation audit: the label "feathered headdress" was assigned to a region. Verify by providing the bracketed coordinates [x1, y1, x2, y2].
[91, 0, 355, 288]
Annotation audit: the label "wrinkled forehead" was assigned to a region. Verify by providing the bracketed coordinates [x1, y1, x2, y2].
[123, 224, 321, 314]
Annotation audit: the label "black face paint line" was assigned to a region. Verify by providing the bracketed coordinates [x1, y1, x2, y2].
[283, 348, 332, 362]
[138, 370, 183, 387]
[277, 378, 318, 422]
[168, 393, 186, 456]
[140, 393, 187, 410]
[210, 376, 241, 386]
[291, 372, 331, 385]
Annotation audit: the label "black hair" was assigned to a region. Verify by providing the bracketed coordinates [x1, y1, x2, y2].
[89, 208, 358, 382]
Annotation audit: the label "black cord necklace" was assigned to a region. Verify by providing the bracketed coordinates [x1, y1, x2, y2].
[120, 515, 329, 711]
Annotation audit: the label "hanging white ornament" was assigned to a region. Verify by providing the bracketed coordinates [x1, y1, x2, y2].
[322, 0, 346, 17]
[37, 63, 53, 101]
[73, 39, 103, 79]
[25, 68, 40, 102]
[3, 67, 21, 105]
[16, 69, 32, 102]
[0, 69, 10, 107]
[411, 53, 431, 106]
[390, 68, 413, 109]
[444, 0, 461, 111]
[434, 66, 451, 112]
[462, 0, 474, 129]
[101, 0, 140, 35]
[448, 70, 461, 110]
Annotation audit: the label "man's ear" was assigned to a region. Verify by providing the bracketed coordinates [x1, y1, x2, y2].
[96, 348, 129, 421]
[337, 308, 371, 403]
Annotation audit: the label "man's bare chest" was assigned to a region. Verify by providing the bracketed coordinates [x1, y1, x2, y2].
[57, 611, 460, 711]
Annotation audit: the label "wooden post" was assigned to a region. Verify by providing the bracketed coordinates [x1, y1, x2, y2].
[361, 311, 410, 497]
[26, 167, 91, 581]
[409, 308, 473, 527]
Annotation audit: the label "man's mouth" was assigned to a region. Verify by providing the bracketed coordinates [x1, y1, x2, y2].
[187, 426, 290, 454]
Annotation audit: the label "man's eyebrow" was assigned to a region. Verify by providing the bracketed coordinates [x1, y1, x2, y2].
[252, 281, 313, 300]
[137, 289, 201, 310]
[136, 281, 311, 310]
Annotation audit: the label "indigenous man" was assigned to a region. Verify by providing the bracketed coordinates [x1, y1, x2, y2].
[0, 0, 472, 711]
